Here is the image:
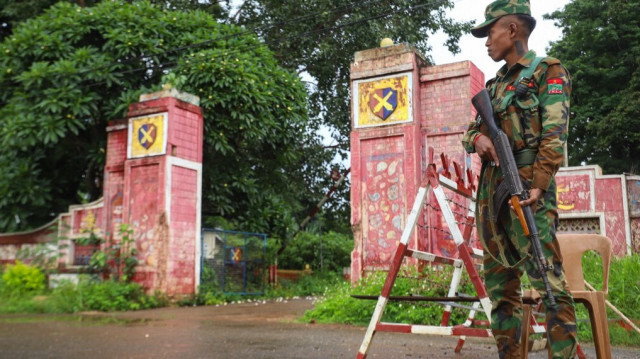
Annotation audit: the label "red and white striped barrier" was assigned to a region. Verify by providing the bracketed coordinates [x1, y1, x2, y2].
[356, 152, 495, 358]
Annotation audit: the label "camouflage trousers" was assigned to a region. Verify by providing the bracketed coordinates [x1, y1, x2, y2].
[477, 164, 577, 359]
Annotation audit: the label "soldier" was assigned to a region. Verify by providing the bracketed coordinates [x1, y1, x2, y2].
[462, 1, 577, 358]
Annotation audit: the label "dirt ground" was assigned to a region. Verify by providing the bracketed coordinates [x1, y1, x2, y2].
[0, 298, 638, 359]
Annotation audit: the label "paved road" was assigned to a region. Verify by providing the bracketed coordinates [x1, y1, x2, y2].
[0, 298, 638, 358]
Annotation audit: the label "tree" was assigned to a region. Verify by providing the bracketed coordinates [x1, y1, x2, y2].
[224, 0, 472, 232]
[0, 0, 103, 41]
[546, 0, 640, 174]
[0, 0, 313, 234]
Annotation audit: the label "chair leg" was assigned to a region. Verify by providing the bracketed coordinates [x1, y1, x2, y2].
[584, 297, 612, 359]
[593, 295, 612, 359]
[521, 304, 532, 358]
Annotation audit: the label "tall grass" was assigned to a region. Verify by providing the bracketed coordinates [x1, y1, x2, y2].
[303, 253, 640, 347]
[303, 265, 481, 326]
[577, 251, 640, 346]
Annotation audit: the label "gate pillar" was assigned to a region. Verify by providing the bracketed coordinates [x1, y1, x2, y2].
[349, 44, 426, 282]
[103, 89, 203, 296]
[349, 43, 485, 282]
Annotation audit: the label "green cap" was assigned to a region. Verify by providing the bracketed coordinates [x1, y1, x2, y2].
[471, 0, 532, 38]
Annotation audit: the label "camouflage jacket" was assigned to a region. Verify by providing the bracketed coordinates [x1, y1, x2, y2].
[462, 50, 572, 191]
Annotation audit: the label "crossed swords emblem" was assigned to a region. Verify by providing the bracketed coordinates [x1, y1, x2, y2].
[230, 247, 242, 263]
[372, 91, 394, 113]
[368, 87, 398, 120]
[138, 123, 157, 149]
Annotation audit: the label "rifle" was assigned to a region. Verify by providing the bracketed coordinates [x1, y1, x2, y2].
[471, 89, 557, 308]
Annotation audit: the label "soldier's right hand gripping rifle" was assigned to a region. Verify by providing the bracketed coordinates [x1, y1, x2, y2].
[471, 89, 557, 308]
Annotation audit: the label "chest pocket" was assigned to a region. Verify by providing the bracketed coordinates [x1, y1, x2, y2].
[515, 90, 539, 110]
[494, 57, 544, 148]
[497, 57, 543, 112]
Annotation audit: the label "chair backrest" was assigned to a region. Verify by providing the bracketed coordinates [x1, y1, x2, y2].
[556, 233, 612, 294]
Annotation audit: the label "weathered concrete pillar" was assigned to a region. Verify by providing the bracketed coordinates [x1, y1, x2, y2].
[349, 43, 484, 282]
[103, 89, 203, 296]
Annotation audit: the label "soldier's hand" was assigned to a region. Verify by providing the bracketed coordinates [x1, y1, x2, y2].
[519, 188, 543, 208]
[474, 135, 500, 166]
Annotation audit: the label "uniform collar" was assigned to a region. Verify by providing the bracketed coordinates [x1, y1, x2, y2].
[496, 50, 537, 78]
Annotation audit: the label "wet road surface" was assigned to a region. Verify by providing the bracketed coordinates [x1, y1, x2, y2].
[0, 298, 638, 358]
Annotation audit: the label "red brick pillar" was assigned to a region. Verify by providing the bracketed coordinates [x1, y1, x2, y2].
[103, 89, 203, 296]
[349, 44, 426, 282]
[349, 44, 484, 283]
[419, 61, 485, 260]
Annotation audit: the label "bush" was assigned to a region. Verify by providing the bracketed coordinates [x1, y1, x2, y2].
[1, 260, 46, 296]
[273, 231, 352, 272]
[0, 274, 165, 314]
[82, 280, 162, 311]
[265, 272, 342, 298]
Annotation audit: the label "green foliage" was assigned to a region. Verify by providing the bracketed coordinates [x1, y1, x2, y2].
[0, 0, 73, 41]
[303, 265, 480, 326]
[546, 0, 640, 174]
[76, 224, 138, 282]
[0, 1, 226, 42]
[577, 251, 640, 346]
[0, 1, 312, 239]
[1, 260, 46, 296]
[81, 280, 162, 311]
[0, 274, 165, 313]
[272, 231, 353, 272]
[233, 1, 473, 228]
[183, 271, 342, 307]
[266, 272, 342, 298]
[301, 256, 640, 347]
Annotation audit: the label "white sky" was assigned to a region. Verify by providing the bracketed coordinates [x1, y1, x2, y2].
[430, 0, 572, 79]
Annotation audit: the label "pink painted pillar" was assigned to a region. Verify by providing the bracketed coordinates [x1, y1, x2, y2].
[103, 89, 203, 296]
[419, 61, 485, 259]
[349, 44, 484, 283]
[349, 44, 426, 282]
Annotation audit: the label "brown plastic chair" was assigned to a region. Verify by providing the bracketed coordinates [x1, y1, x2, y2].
[521, 233, 612, 359]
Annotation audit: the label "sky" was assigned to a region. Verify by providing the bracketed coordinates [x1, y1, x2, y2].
[430, 0, 572, 79]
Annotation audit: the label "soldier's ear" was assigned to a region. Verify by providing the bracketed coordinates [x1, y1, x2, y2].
[508, 22, 519, 38]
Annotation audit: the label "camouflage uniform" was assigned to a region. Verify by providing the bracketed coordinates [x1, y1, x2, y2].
[462, 49, 578, 358]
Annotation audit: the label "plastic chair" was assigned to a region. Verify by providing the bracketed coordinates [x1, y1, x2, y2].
[521, 233, 612, 359]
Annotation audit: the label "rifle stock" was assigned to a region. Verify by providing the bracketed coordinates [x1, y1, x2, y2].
[471, 89, 557, 307]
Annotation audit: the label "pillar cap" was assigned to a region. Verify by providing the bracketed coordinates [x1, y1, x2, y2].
[139, 88, 200, 106]
[353, 43, 425, 63]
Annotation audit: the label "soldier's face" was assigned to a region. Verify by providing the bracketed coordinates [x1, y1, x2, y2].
[485, 17, 513, 62]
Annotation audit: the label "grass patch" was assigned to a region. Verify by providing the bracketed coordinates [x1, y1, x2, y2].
[301, 253, 640, 347]
[0, 274, 167, 314]
[303, 266, 482, 326]
[182, 271, 343, 306]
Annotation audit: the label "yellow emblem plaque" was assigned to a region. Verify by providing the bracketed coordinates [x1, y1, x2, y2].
[353, 72, 412, 128]
[128, 113, 168, 158]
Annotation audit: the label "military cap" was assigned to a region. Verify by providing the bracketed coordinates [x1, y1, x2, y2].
[471, 0, 532, 38]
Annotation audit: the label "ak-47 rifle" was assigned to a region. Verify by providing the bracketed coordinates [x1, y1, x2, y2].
[471, 89, 557, 307]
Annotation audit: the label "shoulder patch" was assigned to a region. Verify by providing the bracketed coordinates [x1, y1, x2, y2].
[547, 78, 563, 94]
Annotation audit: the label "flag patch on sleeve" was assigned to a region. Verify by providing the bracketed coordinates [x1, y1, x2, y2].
[547, 78, 563, 94]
